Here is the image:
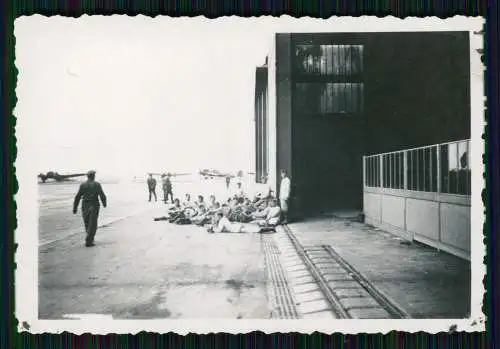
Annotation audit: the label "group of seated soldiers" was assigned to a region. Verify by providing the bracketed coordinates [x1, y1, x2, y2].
[154, 188, 282, 233]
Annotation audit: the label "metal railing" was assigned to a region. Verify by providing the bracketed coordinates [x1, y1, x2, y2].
[364, 139, 471, 196]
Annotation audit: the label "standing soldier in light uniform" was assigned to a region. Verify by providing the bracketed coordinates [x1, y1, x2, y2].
[279, 169, 291, 224]
[73, 170, 107, 247]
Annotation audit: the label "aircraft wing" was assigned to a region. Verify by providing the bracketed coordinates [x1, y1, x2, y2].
[59, 173, 86, 179]
[149, 172, 192, 177]
[199, 170, 235, 178]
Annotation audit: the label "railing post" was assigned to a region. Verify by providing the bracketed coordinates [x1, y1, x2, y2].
[436, 145, 441, 194]
[403, 150, 408, 190]
[437, 144, 442, 249]
[389, 154, 392, 189]
[362, 156, 366, 189]
[379, 154, 384, 188]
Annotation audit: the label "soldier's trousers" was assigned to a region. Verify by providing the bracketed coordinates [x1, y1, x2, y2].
[149, 188, 157, 201]
[82, 204, 100, 244]
[163, 189, 173, 203]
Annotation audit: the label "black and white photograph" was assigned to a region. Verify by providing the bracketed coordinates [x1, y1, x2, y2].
[15, 16, 484, 334]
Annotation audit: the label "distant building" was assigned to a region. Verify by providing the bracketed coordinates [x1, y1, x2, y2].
[254, 32, 471, 259]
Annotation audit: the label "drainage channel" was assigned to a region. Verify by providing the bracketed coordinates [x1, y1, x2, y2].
[262, 234, 300, 319]
[269, 230, 337, 319]
[281, 225, 412, 319]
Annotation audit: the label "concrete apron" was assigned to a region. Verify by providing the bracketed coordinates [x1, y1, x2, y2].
[39, 206, 162, 247]
[267, 225, 411, 319]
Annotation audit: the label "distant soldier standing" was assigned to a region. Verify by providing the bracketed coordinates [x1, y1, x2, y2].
[279, 169, 291, 224]
[161, 174, 168, 203]
[73, 170, 107, 247]
[147, 173, 157, 202]
[163, 173, 174, 204]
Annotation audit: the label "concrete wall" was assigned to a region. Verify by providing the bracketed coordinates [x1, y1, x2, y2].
[275, 34, 293, 197]
[267, 35, 278, 193]
[254, 68, 268, 184]
[364, 188, 471, 260]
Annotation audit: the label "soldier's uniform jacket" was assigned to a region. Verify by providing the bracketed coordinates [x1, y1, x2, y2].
[147, 177, 157, 189]
[73, 180, 107, 209]
[164, 177, 172, 190]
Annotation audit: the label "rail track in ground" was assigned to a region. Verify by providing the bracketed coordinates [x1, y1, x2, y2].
[267, 225, 412, 319]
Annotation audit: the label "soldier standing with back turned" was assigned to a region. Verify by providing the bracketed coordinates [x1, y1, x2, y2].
[73, 170, 107, 247]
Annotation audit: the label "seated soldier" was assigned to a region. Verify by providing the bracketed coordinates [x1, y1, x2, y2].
[252, 190, 274, 208]
[178, 204, 199, 224]
[170, 198, 182, 210]
[207, 210, 275, 234]
[251, 199, 281, 227]
[182, 193, 194, 207]
[154, 198, 182, 221]
[232, 197, 253, 223]
[252, 193, 262, 204]
[190, 198, 209, 226]
[165, 198, 179, 210]
[182, 194, 199, 217]
[251, 200, 269, 218]
[198, 201, 221, 226]
[209, 202, 226, 225]
[208, 195, 217, 209]
[243, 197, 257, 214]
[235, 182, 245, 199]
[167, 200, 187, 223]
[196, 195, 207, 209]
[192, 194, 223, 226]
[227, 197, 248, 222]
[168, 195, 198, 224]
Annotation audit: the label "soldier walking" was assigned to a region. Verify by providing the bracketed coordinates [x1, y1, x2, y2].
[147, 173, 157, 202]
[73, 170, 107, 247]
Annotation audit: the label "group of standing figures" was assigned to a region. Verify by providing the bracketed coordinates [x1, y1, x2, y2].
[147, 173, 173, 203]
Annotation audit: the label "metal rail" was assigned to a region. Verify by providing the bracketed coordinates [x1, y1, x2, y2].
[283, 226, 349, 318]
[322, 244, 411, 319]
[282, 225, 411, 319]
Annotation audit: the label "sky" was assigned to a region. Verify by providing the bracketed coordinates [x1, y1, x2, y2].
[15, 16, 481, 179]
[15, 16, 279, 178]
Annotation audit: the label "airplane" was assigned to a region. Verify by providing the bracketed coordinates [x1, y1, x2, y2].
[199, 169, 234, 179]
[148, 172, 192, 178]
[198, 169, 254, 180]
[38, 171, 87, 183]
